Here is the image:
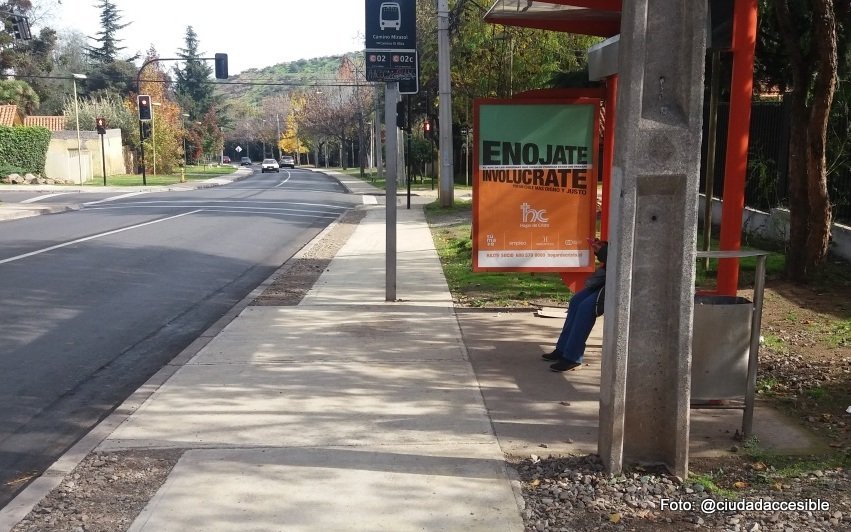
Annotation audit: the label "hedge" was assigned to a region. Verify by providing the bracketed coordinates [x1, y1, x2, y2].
[0, 125, 52, 175]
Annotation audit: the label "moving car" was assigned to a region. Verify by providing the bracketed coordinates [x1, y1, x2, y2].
[261, 158, 280, 173]
[222, 155, 231, 163]
[280, 155, 295, 168]
[240, 156, 252, 166]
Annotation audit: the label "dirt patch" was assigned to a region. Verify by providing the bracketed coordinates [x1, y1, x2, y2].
[252, 208, 366, 306]
[11, 450, 182, 532]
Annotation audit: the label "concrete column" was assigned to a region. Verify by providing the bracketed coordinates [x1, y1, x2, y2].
[598, 0, 707, 477]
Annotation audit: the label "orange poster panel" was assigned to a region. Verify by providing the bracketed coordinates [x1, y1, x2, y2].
[473, 99, 600, 272]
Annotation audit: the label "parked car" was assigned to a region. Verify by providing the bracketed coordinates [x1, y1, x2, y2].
[261, 158, 280, 173]
[240, 157, 252, 166]
[222, 155, 231, 163]
[280, 155, 295, 168]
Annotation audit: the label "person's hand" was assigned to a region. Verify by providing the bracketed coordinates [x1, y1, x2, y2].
[588, 238, 604, 252]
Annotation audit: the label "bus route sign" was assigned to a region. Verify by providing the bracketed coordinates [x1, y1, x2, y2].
[365, 0, 417, 85]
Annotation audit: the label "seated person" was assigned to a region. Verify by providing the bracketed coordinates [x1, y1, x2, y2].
[543, 239, 608, 372]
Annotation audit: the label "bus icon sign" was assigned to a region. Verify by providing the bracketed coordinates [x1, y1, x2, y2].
[380, 2, 401, 31]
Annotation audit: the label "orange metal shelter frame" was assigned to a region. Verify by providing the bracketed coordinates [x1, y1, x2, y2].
[485, 0, 758, 296]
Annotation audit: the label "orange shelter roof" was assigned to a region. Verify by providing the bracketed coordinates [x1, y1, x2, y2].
[484, 0, 622, 37]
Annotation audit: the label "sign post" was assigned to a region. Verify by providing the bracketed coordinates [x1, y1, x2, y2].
[365, 0, 417, 301]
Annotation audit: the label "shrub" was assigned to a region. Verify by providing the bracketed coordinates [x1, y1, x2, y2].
[0, 125, 51, 175]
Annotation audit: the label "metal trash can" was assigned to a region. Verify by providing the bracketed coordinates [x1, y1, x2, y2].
[691, 295, 753, 403]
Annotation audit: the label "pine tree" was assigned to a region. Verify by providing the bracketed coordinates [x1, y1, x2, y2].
[86, 0, 132, 63]
[174, 26, 214, 118]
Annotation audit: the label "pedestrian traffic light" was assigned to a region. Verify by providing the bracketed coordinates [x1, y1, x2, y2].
[137, 95, 152, 121]
[396, 101, 408, 131]
[10, 15, 31, 41]
[214, 53, 229, 79]
[96, 117, 107, 135]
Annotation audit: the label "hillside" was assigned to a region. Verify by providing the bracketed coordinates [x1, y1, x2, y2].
[213, 53, 358, 107]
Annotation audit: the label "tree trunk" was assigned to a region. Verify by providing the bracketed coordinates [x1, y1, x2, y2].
[777, 0, 838, 281]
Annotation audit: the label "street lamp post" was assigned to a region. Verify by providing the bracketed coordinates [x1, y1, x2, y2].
[72, 73, 87, 186]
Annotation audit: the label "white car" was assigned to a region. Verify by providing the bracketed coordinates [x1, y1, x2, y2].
[261, 158, 279, 173]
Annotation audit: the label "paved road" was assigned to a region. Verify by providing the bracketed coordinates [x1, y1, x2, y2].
[0, 168, 358, 508]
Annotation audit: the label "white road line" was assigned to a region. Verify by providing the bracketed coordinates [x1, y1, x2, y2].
[363, 195, 378, 205]
[83, 191, 151, 206]
[90, 199, 343, 209]
[274, 171, 293, 187]
[0, 210, 202, 266]
[20, 193, 70, 204]
[83, 205, 345, 216]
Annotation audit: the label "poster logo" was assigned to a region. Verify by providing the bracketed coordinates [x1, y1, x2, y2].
[521, 203, 548, 224]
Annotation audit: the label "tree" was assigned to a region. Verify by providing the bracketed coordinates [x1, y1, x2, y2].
[0, 79, 39, 114]
[133, 48, 183, 174]
[86, 0, 133, 64]
[758, 0, 851, 280]
[174, 26, 214, 119]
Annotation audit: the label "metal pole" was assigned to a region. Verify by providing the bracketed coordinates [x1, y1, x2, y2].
[385, 82, 399, 302]
[376, 93, 384, 181]
[151, 114, 156, 176]
[406, 95, 412, 209]
[276, 114, 282, 160]
[73, 79, 83, 186]
[100, 133, 107, 186]
[743, 254, 767, 438]
[437, 0, 454, 207]
[139, 120, 147, 186]
[702, 50, 722, 270]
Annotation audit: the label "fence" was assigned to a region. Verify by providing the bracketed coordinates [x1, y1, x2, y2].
[700, 99, 851, 225]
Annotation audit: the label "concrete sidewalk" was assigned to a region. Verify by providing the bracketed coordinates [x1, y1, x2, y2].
[0, 170, 819, 531]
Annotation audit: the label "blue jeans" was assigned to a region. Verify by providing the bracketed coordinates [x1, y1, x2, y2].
[555, 286, 601, 363]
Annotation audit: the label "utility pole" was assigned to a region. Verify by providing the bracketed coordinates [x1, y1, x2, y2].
[437, 0, 454, 207]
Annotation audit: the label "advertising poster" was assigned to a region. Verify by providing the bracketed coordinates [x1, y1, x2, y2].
[473, 99, 600, 272]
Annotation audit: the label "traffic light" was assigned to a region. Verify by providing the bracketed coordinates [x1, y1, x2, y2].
[95, 117, 107, 135]
[423, 119, 431, 136]
[214, 53, 228, 79]
[396, 101, 408, 131]
[10, 15, 31, 41]
[140, 121, 152, 140]
[137, 95, 152, 121]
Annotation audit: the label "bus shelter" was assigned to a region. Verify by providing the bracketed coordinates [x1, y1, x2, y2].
[484, 0, 758, 296]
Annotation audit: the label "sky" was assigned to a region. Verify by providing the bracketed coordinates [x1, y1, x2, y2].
[43, 0, 368, 74]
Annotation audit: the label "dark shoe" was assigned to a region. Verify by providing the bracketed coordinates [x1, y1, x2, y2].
[542, 350, 561, 361]
[550, 360, 581, 372]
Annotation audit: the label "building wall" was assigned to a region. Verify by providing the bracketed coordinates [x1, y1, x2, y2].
[44, 129, 125, 181]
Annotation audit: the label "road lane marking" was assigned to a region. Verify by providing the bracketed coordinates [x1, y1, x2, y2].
[83, 191, 151, 206]
[85, 199, 348, 210]
[83, 205, 344, 217]
[20, 193, 70, 204]
[363, 195, 378, 204]
[274, 171, 293, 187]
[0, 210, 202, 265]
